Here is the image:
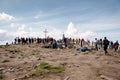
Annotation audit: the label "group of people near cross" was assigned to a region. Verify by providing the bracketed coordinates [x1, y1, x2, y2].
[14, 36, 119, 55]
[14, 36, 85, 48]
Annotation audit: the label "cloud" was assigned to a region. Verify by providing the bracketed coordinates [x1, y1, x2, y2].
[0, 12, 15, 21]
[65, 22, 78, 37]
[34, 11, 43, 19]
[10, 23, 16, 28]
[10, 23, 20, 28]
[18, 24, 26, 31]
[78, 31, 97, 40]
[0, 29, 6, 34]
[48, 28, 63, 39]
[12, 24, 31, 37]
[10, 23, 44, 38]
[65, 22, 97, 40]
[0, 29, 13, 44]
[11, 22, 97, 40]
[0, 30, 12, 40]
[0, 21, 118, 45]
[76, 23, 120, 32]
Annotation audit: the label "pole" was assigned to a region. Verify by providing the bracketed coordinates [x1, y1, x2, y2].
[43, 29, 48, 38]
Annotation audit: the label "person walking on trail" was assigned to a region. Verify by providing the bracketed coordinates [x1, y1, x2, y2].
[113, 40, 119, 51]
[103, 37, 109, 55]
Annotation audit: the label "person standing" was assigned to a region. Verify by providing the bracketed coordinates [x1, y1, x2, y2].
[95, 38, 98, 51]
[103, 37, 109, 55]
[110, 41, 114, 49]
[113, 40, 119, 51]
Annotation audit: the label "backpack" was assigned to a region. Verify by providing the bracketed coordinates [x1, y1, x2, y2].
[104, 39, 109, 45]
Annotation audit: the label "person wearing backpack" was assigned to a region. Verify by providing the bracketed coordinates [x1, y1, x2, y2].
[103, 37, 109, 55]
[113, 40, 119, 51]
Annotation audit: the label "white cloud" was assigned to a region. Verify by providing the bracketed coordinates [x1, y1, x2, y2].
[34, 11, 43, 19]
[29, 27, 32, 32]
[65, 22, 78, 37]
[0, 29, 6, 34]
[10, 23, 15, 28]
[65, 22, 97, 40]
[48, 28, 63, 39]
[10, 23, 44, 38]
[0, 30, 12, 39]
[10, 23, 20, 28]
[0, 12, 15, 21]
[78, 31, 97, 40]
[1, 21, 119, 45]
[76, 23, 120, 32]
[0, 29, 13, 44]
[34, 7, 69, 19]
[18, 24, 26, 31]
[13, 24, 31, 37]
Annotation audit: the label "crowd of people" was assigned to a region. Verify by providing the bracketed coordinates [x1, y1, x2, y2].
[14, 36, 119, 55]
[94, 37, 119, 55]
[14, 36, 84, 48]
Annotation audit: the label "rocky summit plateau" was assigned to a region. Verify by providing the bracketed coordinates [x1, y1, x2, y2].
[0, 44, 120, 80]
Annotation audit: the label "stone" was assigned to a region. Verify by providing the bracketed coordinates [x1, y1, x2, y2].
[76, 65, 80, 67]
[67, 65, 72, 68]
[11, 78, 17, 80]
[8, 67, 15, 72]
[60, 62, 67, 66]
[18, 74, 30, 79]
[0, 67, 5, 71]
[16, 67, 23, 72]
[24, 74, 30, 78]
[105, 61, 109, 64]
[100, 75, 113, 80]
[74, 53, 78, 56]
[23, 62, 27, 64]
[37, 57, 41, 60]
[32, 65, 37, 69]
[9, 56, 15, 58]
[64, 76, 70, 80]
[36, 63, 40, 67]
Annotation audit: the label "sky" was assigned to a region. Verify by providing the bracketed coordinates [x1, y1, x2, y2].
[0, 0, 120, 44]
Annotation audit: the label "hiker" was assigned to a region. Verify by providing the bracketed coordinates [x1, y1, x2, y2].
[95, 38, 98, 50]
[109, 41, 113, 49]
[17, 37, 20, 44]
[81, 38, 84, 47]
[87, 39, 90, 46]
[14, 37, 18, 44]
[100, 39, 103, 50]
[113, 40, 119, 51]
[103, 37, 109, 55]
[53, 40, 58, 49]
[97, 39, 103, 51]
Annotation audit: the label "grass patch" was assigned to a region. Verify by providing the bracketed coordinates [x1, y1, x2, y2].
[9, 49, 21, 54]
[33, 62, 64, 75]
[0, 45, 3, 48]
[96, 73, 102, 77]
[0, 74, 5, 80]
[2, 60, 10, 63]
[9, 56, 15, 58]
[32, 50, 40, 55]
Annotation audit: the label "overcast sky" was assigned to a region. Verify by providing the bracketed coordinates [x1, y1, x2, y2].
[0, 0, 120, 44]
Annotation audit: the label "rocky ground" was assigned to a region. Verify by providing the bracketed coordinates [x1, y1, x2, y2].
[0, 44, 120, 80]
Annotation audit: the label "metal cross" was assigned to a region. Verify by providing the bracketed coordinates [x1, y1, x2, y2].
[43, 29, 48, 38]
